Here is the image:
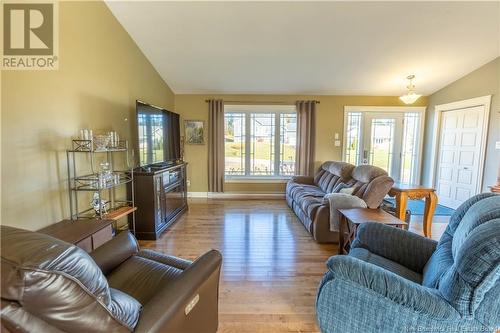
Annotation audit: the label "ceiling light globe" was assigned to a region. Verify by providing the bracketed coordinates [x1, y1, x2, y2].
[399, 92, 421, 104]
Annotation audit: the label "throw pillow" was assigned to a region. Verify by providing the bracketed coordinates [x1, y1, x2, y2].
[339, 186, 357, 195]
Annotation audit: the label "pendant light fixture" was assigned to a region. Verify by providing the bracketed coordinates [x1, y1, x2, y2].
[399, 75, 421, 104]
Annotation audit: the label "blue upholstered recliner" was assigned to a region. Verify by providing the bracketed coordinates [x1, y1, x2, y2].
[316, 193, 500, 333]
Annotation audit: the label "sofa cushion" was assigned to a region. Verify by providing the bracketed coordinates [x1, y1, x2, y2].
[339, 186, 358, 195]
[314, 168, 327, 185]
[349, 248, 423, 284]
[292, 203, 314, 233]
[109, 288, 142, 330]
[421, 242, 454, 288]
[316, 172, 337, 193]
[295, 186, 325, 198]
[321, 161, 355, 180]
[286, 181, 302, 198]
[107, 255, 183, 305]
[287, 183, 306, 200]
[315, 162, 354, 193]
[332, 181, 357, 193]
[351, 165, 387, 183]
[300, 196, 325, 221]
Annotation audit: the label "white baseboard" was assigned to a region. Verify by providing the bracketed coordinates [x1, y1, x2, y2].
[187, 192, 285, 199]
[187, 192, 209, 198]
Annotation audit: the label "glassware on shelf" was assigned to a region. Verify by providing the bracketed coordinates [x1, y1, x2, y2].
[98, 162, 113, 188]
[80, 129, 93, 140]
[108, 131, 120, 148]
[94, 135, 110, 151]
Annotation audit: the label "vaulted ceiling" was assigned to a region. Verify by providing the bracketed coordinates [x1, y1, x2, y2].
[106, 1, 500, 95]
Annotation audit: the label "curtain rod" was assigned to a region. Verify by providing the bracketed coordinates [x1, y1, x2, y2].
[204, 100, 320, 104]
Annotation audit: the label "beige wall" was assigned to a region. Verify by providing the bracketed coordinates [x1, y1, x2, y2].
[1, 1, 175, 230]
[422, 57, 500, 190]
[175, 94, 427, 193]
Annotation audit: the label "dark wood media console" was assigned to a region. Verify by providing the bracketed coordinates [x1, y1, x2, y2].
[130, 162, 188, 240]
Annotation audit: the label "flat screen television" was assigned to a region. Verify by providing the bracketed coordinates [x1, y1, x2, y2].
[136, 100, 181, 167]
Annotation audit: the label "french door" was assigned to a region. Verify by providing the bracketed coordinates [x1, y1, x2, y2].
[344, 107, 424, 184]
[362, 114, 404, 177]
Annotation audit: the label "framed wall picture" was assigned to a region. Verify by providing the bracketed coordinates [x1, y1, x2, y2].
[184, 120, 205, 145]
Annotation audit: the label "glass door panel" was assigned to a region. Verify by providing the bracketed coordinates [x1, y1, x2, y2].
[369, 118, 396, 174]
[400, 113, 420, 184]
[361, 114, 403, 181]
[345, 112, 362, 165]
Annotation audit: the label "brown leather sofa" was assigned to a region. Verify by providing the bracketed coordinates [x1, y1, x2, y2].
[1, 226, 222, 333]
[286, 161, 394, 243]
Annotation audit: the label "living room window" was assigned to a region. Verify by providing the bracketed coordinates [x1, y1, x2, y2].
[224, 105, 297, 179]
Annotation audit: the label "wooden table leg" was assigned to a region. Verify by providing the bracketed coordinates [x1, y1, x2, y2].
[394, 192, 408, 221]
[423, 191, 437, 238]
[338, 215, 346, 255]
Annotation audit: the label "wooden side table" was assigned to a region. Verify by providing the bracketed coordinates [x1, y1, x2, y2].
[38, 219, 114, 253]
[338, 208, 407, 255]
[388, 182, 437, 238]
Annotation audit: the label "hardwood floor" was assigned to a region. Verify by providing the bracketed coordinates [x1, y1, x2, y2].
[139, 199, 448, 333]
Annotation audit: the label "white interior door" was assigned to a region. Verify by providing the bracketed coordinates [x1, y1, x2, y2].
[362, 114, 404, 181]
[435, 106, 484, 209]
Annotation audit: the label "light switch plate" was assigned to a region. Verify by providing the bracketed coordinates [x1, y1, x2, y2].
[496, 141, 500, 150]
[334, 133, 339, 140]
[334, 140, 341, 147]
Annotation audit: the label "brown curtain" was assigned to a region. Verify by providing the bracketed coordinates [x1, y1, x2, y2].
[208, 99, 225, 192]
[296, 100, 317, 176]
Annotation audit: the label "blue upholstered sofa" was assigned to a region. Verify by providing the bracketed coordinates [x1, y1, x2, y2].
[316, 193, 500, 333]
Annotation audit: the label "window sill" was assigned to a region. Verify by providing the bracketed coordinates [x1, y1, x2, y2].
[225, 177, 290, 183]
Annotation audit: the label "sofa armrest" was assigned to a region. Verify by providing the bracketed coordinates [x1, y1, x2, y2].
[291, 175, 314, 185]
[362, 175, 395, 208]
[320, 256, 459, 319]
[351, 222, 437, 273]
[90, 231, 139, 275]
[134, 250, 223, 333]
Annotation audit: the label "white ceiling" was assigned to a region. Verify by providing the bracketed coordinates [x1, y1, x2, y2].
[106, 1, 500, 96]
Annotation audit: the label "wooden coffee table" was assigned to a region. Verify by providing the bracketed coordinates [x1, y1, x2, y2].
[338, 208, 407, 255]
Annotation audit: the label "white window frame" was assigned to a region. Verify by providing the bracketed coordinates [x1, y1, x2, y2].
[342, 106, 426, 184]
[224, 104, 297, 181]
